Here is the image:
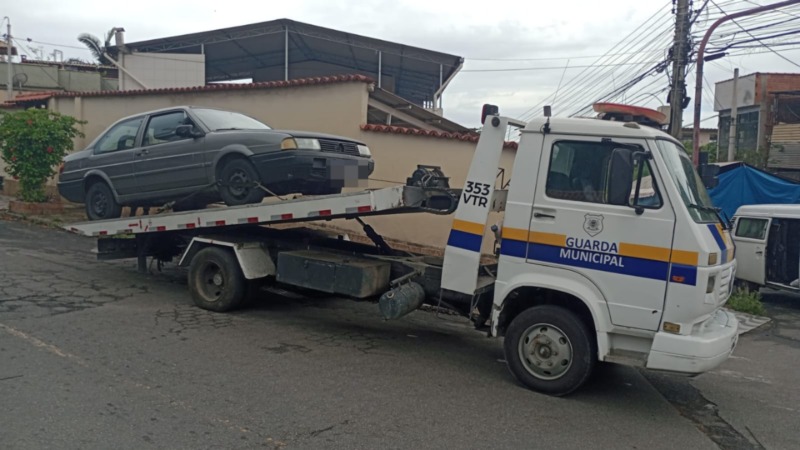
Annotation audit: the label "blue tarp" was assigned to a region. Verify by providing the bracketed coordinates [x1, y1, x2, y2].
[708, 163, 800, 217]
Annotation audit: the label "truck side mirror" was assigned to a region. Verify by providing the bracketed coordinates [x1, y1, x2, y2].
[607, 148, 634, 206]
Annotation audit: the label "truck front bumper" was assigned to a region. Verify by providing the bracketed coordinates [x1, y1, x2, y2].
[646, 308, 738, 375]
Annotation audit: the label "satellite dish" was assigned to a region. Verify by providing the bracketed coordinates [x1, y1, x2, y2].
[12, 73, 27, 88]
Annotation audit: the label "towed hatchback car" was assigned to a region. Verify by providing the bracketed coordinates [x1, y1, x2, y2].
[58, 106, 374, 220]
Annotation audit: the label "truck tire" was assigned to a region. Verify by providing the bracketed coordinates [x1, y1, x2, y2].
[504, 305, 596, 396]
[85, 181, 122, 221]
[188, 246, 246, 312]
[218, 158, 265, 206]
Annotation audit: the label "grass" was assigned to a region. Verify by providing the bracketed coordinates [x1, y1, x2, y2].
[726, 287, 767, 316]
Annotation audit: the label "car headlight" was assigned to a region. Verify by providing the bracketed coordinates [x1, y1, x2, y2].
[357, 144, 371, 157]
[294, 138, 321, 150]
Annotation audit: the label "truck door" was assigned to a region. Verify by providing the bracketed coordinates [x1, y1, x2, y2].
[527, 136, 675, 331]
[732, 216, 770, 286]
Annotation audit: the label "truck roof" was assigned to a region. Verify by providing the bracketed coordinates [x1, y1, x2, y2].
[734, 203, 800, 219]
[523, 117, 681, 142]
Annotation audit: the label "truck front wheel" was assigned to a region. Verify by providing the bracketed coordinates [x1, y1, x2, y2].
[188, 247, 246, 312]
[504, 305, 596, 396]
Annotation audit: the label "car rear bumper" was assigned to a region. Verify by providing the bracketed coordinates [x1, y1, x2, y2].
[58, 179, 85, 203]
[646, 308, 739, 375]
[251, 151, 374, 194]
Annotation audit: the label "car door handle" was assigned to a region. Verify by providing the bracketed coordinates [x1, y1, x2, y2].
[755, 250, 764, 255]
[534, 212, 556, 219]
[136, 148, 149, 156]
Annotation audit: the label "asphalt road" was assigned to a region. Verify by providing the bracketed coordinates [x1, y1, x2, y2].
[0, 219, 795, 449]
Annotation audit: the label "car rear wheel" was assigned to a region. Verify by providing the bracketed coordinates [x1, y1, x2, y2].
[85, 181, 122, 221]
[218, 159, 265, 206]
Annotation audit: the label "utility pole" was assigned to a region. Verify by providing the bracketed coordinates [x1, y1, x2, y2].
[727, 68, 739, 161]
[5, 18, 12, 101]
[668, 0, 690, 138]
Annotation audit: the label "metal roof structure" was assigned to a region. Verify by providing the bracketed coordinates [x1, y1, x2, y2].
[120, 19, 464, 108]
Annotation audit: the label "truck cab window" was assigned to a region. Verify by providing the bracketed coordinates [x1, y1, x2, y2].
[546, 140, 661, 207]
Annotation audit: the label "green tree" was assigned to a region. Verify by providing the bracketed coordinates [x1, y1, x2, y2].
[0, 108, 85, 202]
[77, 29, 115, 65]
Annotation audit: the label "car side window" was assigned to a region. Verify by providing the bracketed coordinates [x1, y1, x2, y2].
[546, 140, 662, 207]
[143, 111, 191, 146]
[735, 217, 768, 240]
[95, 117, 144, 154]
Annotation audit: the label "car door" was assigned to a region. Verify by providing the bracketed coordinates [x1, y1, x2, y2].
[732, 216, 769, 286]
[86, 116, 145, 196]
[527, 136, 676, 331]
[134, 110, 207, 195]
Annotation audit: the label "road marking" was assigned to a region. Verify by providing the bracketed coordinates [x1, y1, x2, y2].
[0, 322, 254, 436]
[0, 323, 89, 367]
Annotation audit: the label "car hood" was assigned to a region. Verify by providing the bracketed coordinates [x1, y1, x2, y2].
[213, 129, 365, 145]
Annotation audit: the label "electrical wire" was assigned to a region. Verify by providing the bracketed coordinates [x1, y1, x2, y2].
[710, 0, 800, 69]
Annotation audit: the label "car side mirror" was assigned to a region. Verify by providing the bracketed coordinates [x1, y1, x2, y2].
[607, 147, 634, 207]
[176, 124, 203, 138]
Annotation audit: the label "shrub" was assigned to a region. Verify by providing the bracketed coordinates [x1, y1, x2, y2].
[726, 287, 766, 316]
[0, 108, 85, 202]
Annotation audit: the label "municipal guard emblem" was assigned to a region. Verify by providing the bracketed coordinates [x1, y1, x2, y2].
[583, 214, 604, 237]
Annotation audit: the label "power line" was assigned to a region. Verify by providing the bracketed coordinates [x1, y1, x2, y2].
[710, 0, 800, 69]
[466, 49, 664, 62]
[460, 61, 664, 72]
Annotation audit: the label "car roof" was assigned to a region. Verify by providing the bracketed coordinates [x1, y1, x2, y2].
[734, 204, 800, 219]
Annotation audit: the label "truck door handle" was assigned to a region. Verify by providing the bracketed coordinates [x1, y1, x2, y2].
[534, 212, 555, 219]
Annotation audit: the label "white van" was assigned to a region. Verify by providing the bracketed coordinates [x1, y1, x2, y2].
[732, 204, 800, 292]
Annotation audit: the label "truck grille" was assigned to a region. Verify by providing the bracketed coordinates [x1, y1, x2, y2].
[719, 266, 733, 299]
[319, 139, 360, 156]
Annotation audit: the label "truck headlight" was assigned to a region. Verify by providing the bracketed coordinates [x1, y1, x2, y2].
[294, 138, 321, 150]
[357, 144, 371, 157]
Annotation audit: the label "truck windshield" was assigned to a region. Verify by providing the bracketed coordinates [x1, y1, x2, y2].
[654, 139, 718, 223]
[192, 109, 272, 131]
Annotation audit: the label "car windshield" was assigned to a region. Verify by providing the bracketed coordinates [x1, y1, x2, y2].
[653, 139, 718, 223]
[192, 109, 271, 131]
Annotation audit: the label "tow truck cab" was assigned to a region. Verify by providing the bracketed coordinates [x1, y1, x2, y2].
[470, 115, 738, 393]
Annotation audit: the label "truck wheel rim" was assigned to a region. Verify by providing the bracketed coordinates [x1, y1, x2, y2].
[199, 262, 225, 301]
[518, 323, 573, 380]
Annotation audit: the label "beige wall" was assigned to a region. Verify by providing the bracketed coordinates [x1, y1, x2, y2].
[52, 81, 371, 150]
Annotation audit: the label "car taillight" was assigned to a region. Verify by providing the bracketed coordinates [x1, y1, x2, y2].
[58, 162, 65, 175]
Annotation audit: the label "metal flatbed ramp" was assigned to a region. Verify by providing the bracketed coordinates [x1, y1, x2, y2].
[64, 186, 458, 237]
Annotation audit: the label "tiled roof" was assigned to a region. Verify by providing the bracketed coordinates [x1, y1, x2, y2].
[3, 74, 374, 105]
[360, 123, 519, 149]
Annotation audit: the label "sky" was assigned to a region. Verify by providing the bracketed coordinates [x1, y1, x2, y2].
[3, 0, 800, 129]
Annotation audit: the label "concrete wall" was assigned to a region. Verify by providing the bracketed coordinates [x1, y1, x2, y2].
[120, 52, 205, 90]
[714, 73, 757, 112]
[0, 62, 107, 92]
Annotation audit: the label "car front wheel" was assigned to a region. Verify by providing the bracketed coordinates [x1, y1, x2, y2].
[85, 181, 122, 221]
[218, 159, 265, 206]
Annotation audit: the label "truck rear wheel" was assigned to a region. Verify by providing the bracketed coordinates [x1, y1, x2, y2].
[504, 305, 596, 396]
[188, 247, 246, 312]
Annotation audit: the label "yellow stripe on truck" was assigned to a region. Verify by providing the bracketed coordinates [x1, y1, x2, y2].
[450, 219, 485, 236]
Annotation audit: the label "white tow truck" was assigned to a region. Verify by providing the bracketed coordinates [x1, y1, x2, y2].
[66, 106, 739, 396]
